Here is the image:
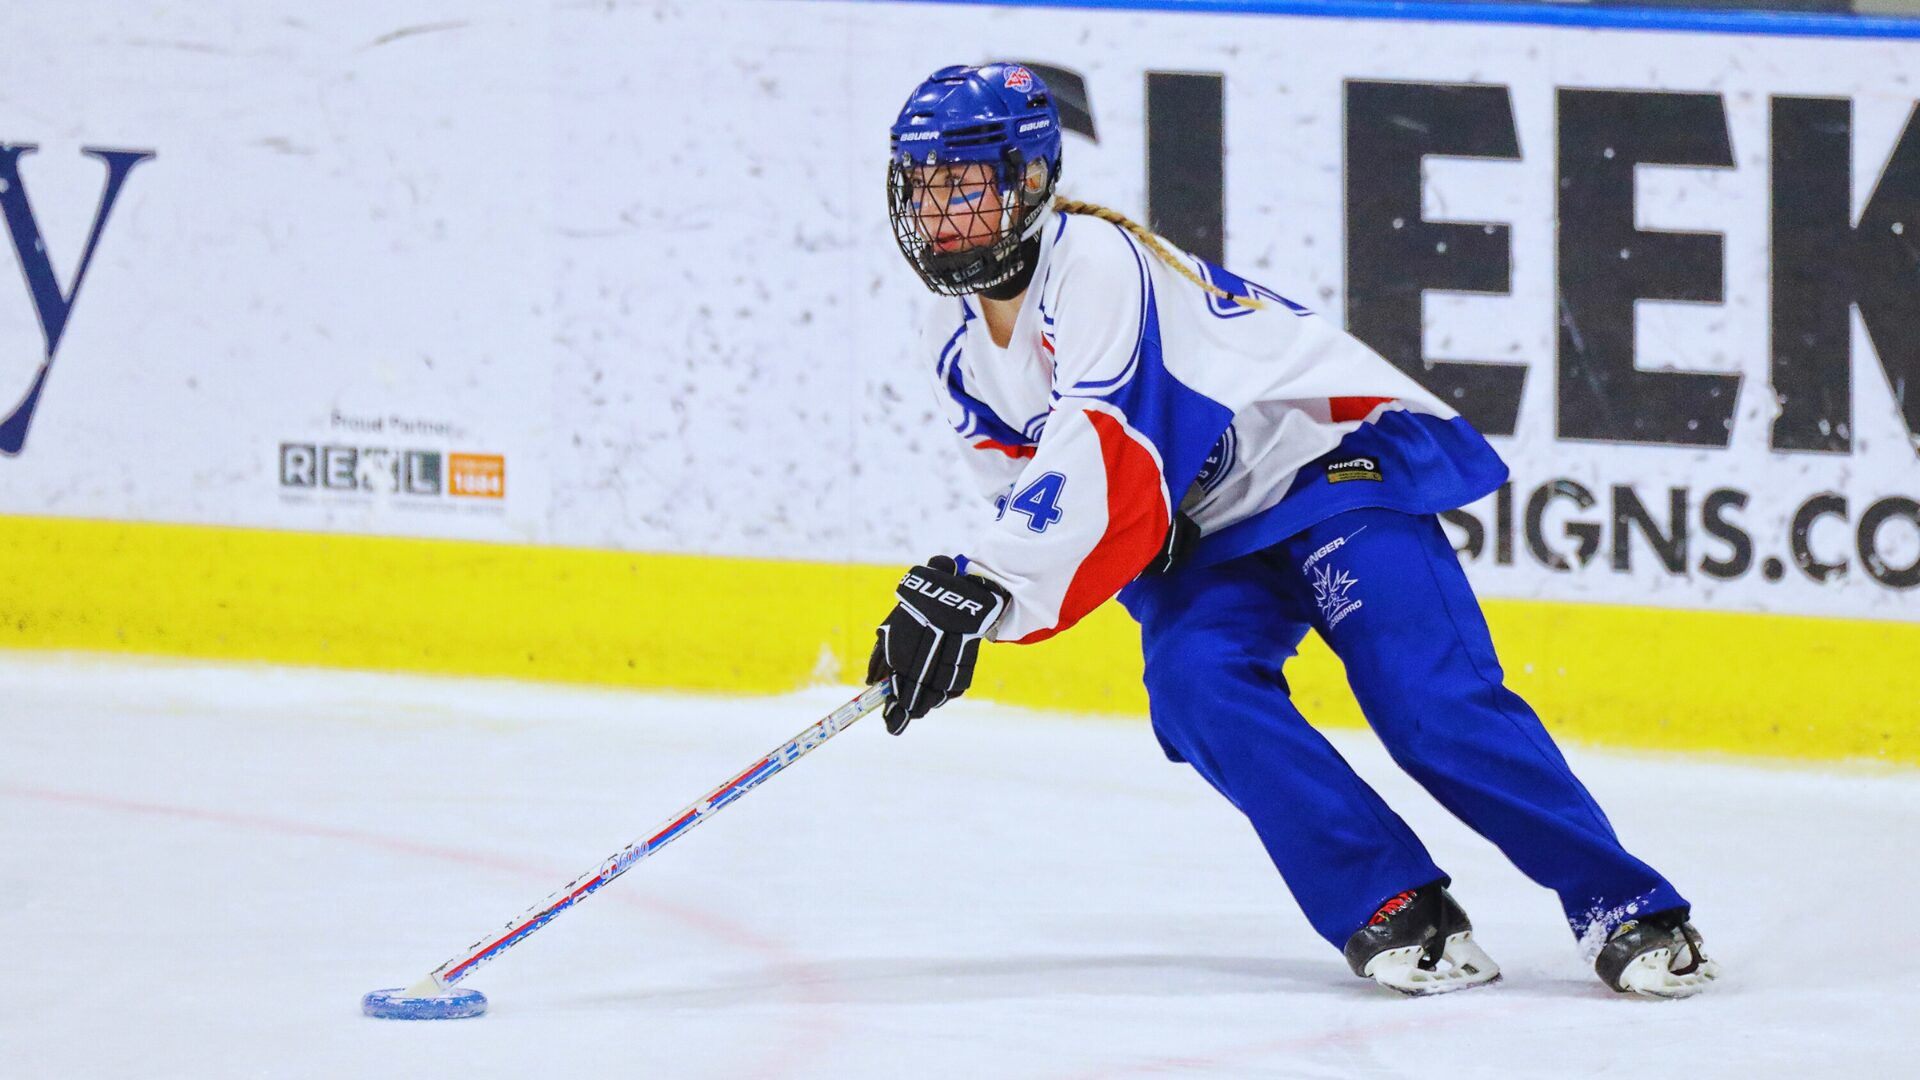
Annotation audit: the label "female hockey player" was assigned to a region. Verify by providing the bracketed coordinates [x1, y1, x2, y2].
[866, 63, 1718, 999]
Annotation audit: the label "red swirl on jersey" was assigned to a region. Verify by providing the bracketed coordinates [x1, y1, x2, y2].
[1330, 396, 1397, 423]
[972, 439, 1037, 459]
[1012, 410, 1168, 644]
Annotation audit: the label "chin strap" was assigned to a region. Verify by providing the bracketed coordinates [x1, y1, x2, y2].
[1020, 193, 1057, 240]
[979, 235, 1043, 300]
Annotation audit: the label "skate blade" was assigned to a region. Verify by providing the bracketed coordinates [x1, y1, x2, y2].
[1616, 948, 1722, 1000]
[1364, 931, 1503, 997]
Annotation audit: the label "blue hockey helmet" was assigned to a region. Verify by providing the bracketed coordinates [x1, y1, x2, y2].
[887, 63, 1063, 296]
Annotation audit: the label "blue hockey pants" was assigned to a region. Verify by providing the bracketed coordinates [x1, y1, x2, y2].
[1119, 507, 1686, 948]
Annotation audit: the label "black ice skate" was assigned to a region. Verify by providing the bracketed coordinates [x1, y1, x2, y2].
[1343, 881, 1501, 996]
[1594, 908, 1720, 999]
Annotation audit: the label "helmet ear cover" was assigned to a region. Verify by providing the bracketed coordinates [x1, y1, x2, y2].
[1019, 155, 1052, 200]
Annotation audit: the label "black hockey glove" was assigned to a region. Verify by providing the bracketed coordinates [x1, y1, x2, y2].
[866, 556, 1009, 735]
[1138, 511, 1198, 577]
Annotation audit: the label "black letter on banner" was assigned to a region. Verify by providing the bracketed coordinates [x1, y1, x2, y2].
[1700, 488, 1753, 580]
[1147, 72, 1224, 266]
[1612, 485, 1688, 573]
[1771, 98, 1920, 454]
[1858, 497, 1920, 589]
[1557, 90, 1739, 445]
[1346, 81, 1524, 435]
[1494, 482, 1516, 565]
[1525, 480, 1602, 571]
[1791, 492, 1849, 582]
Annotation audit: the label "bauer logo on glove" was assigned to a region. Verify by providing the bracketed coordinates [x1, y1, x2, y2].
[867, 555, 1008, 735]
[901, 571, 991, 616]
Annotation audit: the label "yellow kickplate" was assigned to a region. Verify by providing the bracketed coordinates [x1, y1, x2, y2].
[2, 514, 1913, 764]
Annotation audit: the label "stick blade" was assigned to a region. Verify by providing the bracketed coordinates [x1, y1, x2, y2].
[361, 986, 488, 1020]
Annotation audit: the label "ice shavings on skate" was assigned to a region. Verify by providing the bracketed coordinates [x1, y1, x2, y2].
[1574, 895, 1653, 965]
[1584, 900, 1721, 999]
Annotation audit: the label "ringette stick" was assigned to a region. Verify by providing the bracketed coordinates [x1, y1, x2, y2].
[390, 683, 888, 1001]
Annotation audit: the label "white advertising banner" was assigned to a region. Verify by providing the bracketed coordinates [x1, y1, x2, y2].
[1, 0, 1915, 622]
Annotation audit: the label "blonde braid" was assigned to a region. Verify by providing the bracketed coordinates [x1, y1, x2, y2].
[1054, 198, 1264, 310]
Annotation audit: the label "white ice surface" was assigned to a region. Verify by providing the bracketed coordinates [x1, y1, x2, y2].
[2, 652, 1914, 1079]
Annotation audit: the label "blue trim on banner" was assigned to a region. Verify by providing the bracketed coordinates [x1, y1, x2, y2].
[835, 0, 1920, 40]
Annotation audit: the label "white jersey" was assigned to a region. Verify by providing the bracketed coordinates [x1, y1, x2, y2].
[925, 210, 1506, 643]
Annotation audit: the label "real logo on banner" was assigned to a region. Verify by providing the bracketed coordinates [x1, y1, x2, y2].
[280, 446, 505, 498]
[278, 411, 505, 512]
[279, 445, 445, 496]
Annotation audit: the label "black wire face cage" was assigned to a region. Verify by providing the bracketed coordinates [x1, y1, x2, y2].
[888, 150, 1048, 297]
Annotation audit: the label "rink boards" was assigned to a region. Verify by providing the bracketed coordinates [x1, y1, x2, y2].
[1, 1, 1917, 763]
[3, 512, 1914, 763]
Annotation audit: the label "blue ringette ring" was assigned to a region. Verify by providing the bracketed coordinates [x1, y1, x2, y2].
[361, 986, 489, 1020]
